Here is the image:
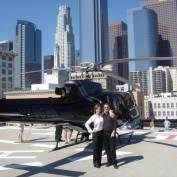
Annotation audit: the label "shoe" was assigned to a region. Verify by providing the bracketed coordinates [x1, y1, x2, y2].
[105, 162, 112, 167]
[55, 139, 62, 142]
[68, 140, 74, 144]
[94, 162, 100, 168]
[113, 164, 118, 169]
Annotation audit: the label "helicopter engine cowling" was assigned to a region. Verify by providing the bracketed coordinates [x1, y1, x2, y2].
[55, 87, 71, 96]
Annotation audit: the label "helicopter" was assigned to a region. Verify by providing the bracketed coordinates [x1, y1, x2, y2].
[0, 79, 139, 130]
[0, 57, 176, 148]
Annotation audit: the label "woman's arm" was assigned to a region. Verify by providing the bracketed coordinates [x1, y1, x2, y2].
[85, 115, 94, 133]
[109, 110, 115, 118]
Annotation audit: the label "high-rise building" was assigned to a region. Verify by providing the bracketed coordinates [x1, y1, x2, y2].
[168, 67, 177, 92]
[75, 50, 80, 66]
[129, 71, 148, 95]
[79, 0, 109, 64]
[129, 66, 168, 96]
[14, 20, 42, 90]
[141, 0, 177, 67]
[54, 5, 75, 68]
[0, 40, 13, 51]
[109, 21, 128, 85]
[151, 67, 166, 94]
[0, 50, 15, 98]
[44, 55, 54, 74]
[127, 7, 158, 72]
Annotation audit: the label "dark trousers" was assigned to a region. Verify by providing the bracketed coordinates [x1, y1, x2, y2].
[92, 130, 103, 165]
[103, 131, 117, 165]
[55, 125, 63, 141]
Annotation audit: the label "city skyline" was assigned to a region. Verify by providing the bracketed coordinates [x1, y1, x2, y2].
[0, 0, 144, 59]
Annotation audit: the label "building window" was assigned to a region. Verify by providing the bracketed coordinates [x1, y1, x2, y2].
[2, 62, 6, 67]
[8, 77, 12, 82]
[8, 70, 12, 75]
[2, 69, 6, 74]
[8, 63, 12, 68]
[2, 83, 6, 89]
[167, 111, 170, 116]
[8, 57, 12, 61]
[2, 77, 6, 81]
[163, 103, 165, 108]
[171, 111, 174, 116]
[158, 111, 161, 116]
[154, 111, 157, 116]
[154, 103, 156, 108]
[2, 56, 6, 60]
[163, 111, 166, 116]
[167, 103, 169, 108]
[171, 103, 174, 108]
[158, 103, 161, 108]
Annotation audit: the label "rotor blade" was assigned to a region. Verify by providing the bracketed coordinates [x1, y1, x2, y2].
[95, 57, 177, 67]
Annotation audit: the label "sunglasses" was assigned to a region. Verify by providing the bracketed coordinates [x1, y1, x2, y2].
[104, 107, 109, 108]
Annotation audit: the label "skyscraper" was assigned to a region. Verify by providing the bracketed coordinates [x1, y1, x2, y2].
[14, 20, 41, 90]
[141, 0, 177, 67]
[109, 21, 128, 84]
[54, 5, 75, 68]
[127, 7, 158, 71]
[79, 0, 109, 64]
[44, 55, 54, 74]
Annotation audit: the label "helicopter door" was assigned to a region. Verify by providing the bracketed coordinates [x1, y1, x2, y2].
[122, 92, 140, 119]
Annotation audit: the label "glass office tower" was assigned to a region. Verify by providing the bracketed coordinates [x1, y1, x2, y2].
[141, 0, 177, 67]
[109, 21, 128, 84]
[79, 0, 109, 64]
[127, 7, 158, 71]
[14, 20, 42, 90]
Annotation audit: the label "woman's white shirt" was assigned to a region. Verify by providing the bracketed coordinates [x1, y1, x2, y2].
[85, 114, 103, 133]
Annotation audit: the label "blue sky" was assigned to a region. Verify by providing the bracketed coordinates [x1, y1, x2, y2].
[0, 0, 143, 58]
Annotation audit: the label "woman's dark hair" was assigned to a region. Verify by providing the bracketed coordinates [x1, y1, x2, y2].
[93, 104, 101, 114]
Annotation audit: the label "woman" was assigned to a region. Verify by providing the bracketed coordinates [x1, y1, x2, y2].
[17, 123, 25, 142]
[85, 104, 104, 168]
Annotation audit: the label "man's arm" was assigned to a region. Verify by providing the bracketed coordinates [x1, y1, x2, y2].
[111, 117, 118, 137]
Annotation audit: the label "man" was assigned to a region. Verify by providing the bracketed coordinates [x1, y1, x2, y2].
[164, 117, 171, 131]
[103, 103, 118, 169]
[55, 125, 63, 142]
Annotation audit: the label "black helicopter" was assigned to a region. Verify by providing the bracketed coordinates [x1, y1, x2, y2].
[0, 57, 175, 147]
[0, 78, 139, 149]
[0, 79, 139, 131]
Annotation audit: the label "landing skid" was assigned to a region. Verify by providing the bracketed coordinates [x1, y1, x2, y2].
[116, 130, 134, 148]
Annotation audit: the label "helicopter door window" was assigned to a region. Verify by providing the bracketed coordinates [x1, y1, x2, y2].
[116, 95, 126, 107]
[123, 93, 134, 109]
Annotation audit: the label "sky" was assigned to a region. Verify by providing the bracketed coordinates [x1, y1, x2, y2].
[0, 0, 144, 58]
